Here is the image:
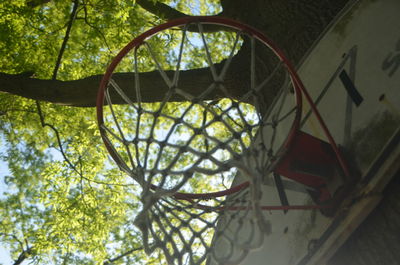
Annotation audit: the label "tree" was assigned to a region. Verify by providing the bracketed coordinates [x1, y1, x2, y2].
[0, 0, 348, 264]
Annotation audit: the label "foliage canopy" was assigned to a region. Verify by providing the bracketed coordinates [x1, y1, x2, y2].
[0, 0, 226, 264]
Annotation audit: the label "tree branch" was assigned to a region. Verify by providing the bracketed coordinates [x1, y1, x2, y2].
[135, 0, 227, 32]
[80, 0, 111, 54]
[52, 0, 79, 80]
[26, 0, 51, 8]
[0, 67, 223, 106]
[28, 0, 130, 188]
[0, 233, 24, 251]
[13, 247, 33, 265]
[136, 0, 190, 20]
[103, 246, 143, 265]
[33, 0, 87, 186]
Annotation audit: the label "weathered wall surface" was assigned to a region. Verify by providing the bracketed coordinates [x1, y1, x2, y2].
[328, 171, 400, 265]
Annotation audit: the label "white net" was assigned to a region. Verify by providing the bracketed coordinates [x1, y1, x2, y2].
[98, 17, 300, 264]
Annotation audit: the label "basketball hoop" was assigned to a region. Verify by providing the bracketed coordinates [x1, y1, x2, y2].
[97, 16, 349, 264]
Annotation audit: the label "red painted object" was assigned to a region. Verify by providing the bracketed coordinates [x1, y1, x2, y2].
[275, 131, 341, 202]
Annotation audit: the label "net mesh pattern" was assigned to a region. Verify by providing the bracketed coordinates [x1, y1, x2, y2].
[98, 19, 299, 264]
[134, 186, 268, 265]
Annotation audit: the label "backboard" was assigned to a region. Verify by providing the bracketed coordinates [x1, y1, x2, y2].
[210, 0, 400, 264]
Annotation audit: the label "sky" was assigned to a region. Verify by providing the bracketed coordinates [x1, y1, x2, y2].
[0, 157, 15, 265]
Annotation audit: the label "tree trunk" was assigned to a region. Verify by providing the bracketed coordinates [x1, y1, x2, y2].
[0, 0, 350, 107]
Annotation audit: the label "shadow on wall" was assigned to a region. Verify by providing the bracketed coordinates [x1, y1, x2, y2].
[328, 170, 400, 265]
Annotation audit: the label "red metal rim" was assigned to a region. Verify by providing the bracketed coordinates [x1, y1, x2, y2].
[96, 16, 304, 200]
